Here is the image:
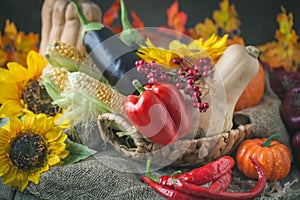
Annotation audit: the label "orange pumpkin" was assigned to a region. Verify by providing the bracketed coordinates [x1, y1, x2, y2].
[235, 62, 265, 111]
[236, 134, 291, 181]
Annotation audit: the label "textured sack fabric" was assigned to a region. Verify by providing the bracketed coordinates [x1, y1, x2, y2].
[234, 71, 290, 147]
[25, 71, 299, 200]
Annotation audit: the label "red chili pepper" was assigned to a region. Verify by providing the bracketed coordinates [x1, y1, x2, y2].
[145, 156, 234, 190]
[141, 176, 202, 200]
[154, 156, 235, 188]
[172, 156, 235, 185]
[174, 157, 267, 200]
[123, 80, 192, 146]
[208, 170, 232, 191]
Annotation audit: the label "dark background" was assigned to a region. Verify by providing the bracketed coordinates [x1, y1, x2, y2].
[0, 0, 300, 46]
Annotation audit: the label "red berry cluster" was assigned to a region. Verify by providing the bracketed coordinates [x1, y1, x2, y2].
[135, 60, 172, 84]
[134, 57, 213, 113]
[175, 57, 212, 112]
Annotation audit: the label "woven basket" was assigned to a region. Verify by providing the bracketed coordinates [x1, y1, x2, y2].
[97, 112, 253, 167]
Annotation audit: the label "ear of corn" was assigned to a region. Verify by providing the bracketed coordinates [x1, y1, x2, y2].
[48, 67, 69, 91]
[44, 40, 125, 116]
[46, 40, 96, 67]
[68, 71, 125, 115]
[45, 40, 108, 84]
[46, 66, 125, 115]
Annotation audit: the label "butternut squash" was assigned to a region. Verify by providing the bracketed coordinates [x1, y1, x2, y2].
[39, 0, 102, 55]
[198, 44, 259, 137]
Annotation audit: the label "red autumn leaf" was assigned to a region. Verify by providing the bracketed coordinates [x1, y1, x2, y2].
[103, 0, 121, 27]
[131, 11, 144, 28]
[166, 1, 187, 33]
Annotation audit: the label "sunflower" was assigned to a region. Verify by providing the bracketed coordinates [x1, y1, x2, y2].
[0, 50, 63, 121]
[137, 34, 228, 70]
[169, 34, 229, 63]
[137, 38, 182, 69]
[0, 112, 69, 191]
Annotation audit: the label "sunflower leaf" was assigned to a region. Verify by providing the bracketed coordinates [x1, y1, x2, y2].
[62, 138, 97, 164]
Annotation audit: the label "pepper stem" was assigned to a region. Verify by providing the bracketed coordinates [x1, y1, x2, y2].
[261, 134, 281, 147]
[145, 159, 159, 182]
[70, 0, 104, 40]
[132, 79, 145, 94]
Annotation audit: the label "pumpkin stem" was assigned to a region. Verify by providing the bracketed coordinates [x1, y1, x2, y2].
[245, 46, 259, 59]
[261, 134, 282, 147]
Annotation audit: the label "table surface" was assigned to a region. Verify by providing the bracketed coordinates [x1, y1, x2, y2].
[1, 165, 300, 200]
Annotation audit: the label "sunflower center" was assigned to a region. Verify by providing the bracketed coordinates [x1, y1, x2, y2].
[9, 131, 48, 171]
[21, 79, 61, 116]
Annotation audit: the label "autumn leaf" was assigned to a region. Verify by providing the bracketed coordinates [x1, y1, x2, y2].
[0, 49, 8, 67]
[226, 35, 245, 46]
[166, 1, 187, 33]
[212, 0, 240, 34]
[193, 18, 218, 39]
[0, 19, 39, 68]
[4, 19, 17, 41]
[131, 11, 144, 28]
[185, 0, 241, 41]
[258, 7, 300, 72]
[275, 7, 298, 45]
[0, 33, 4, 49]
[103, 0, 120, 27]
[15, 32, 39, 52]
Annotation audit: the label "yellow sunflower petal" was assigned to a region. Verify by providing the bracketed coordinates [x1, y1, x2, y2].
[47, 154, 61, 166]
[145, 38, 155, 47]
[1, 166, 18, 185]
[21, 112, 36, 129]
[9, 117, 22, 133]
[39, 164, 50, 174]
[28, 171, 40, 185]
[203, 34, 218, 48]
[56, 133, 67, 143]
[33, 114, 53, 135]
[211, 34, 228, 49]
[188, 40, 202, 51]
[0, 100, 24, 117]
[48, 141, 66, 154]
[45, 128, 62, 143]
[26, 51, 47, 80]
[0, 128, 11, 145]
[6, 62, 28, 82]
[15, 172, 29, 192]
[169, 40, 187, 51]
[58, 149, 69, 159]
[0, 82, 20, 102]
[0, 155, 11, 176]
[0, 68, 15, 82]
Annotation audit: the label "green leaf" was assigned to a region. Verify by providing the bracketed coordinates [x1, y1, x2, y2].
[62, 138, 97, 164]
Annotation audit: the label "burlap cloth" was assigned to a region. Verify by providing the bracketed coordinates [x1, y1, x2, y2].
[1, 71, 299, 199]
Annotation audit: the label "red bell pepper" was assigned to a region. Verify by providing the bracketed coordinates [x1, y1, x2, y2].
[123, 80, 192, 146]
